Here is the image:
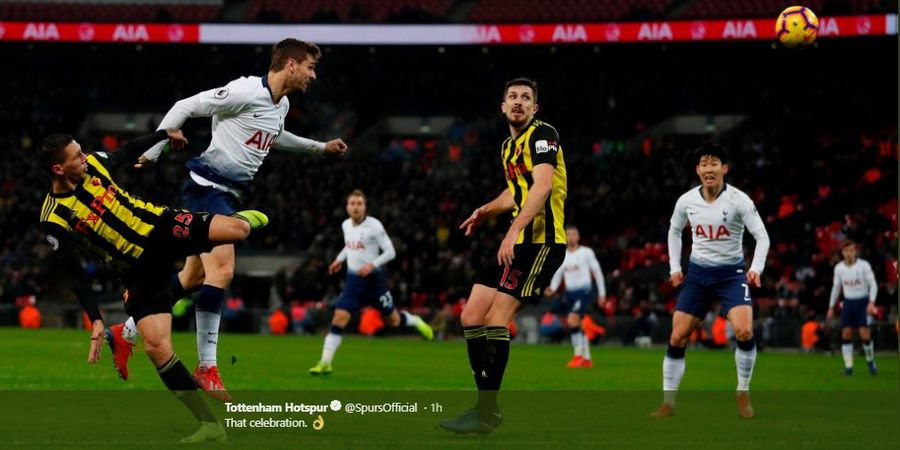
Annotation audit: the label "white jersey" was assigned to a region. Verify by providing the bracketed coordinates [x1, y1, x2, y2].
[830, 259, 878, 306]
[335, 216, 396, 273]
[142, 75, 325, 193]
[549, 246, 606, 296]
[668, 183, 770, 274]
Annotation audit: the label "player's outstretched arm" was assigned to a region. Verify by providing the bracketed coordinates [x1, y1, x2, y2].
[459, 188, 515, 237]
[140, 84, 252, 165]
[97, 129, 186, 171]
[272, 131, 346, 156]
[41, 224, 105, 363]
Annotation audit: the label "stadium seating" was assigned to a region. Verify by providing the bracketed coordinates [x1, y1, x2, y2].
[0, 1, 221, 22]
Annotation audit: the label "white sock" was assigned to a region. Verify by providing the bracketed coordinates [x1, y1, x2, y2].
[841, 343, 854, 369]
[122, 317, 138, 343]
[663, 356, 685, 405]
[321, 332, 343, 365]
[401, 311, 420, 328]
[862, 341, 875, 362]
[581, 333, 592, 360]
[196, 310, 221, 368]
[735, 347, 757, 391]
[571, 331, 584, 357]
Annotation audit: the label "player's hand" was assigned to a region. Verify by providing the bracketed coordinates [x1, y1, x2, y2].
[866, 302, 877, 316]
[87, 319, 105, 364]
[328, 260, 343, 275]
[826, 308, 834, 322]
[459, 206, 488, 237]
[324, 139, 348, 156]
[357, 263, 376, 277]
[669, 271, 684, 287]
[497, 229, 518, 266]
[598, 296, 606, 309]
[746, 271, 761, 288]
[133, 154, 156, 169]
[166, 129, 188, 151]
[543, 287, 554, 297]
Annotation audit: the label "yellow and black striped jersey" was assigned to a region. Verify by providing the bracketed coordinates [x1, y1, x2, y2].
[40, 144, 166, 271]
[501, 119, 567, 245]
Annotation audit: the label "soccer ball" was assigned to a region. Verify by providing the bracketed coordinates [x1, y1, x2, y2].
[776, 6, 819, 48]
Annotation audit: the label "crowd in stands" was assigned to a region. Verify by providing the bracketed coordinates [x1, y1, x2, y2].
[0, 40, 895, 347]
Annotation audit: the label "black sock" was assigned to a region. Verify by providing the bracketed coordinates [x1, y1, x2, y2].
[482, 326, 511, 390]
[476, 326, 510, 421]
[463, 325, 487, 390]
[157, 353, 216, 423]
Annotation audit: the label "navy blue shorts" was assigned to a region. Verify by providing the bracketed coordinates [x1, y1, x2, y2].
[841, 299, 869, 328]
[675, 263, 751, 318]
[181, 178, 241, 216]
[564, 288, 592, 316]
[335, 272, 395, 315]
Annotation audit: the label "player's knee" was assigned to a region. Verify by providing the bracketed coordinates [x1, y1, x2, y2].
[734, 327, 753, 342]
[483, 308, 510, 327]
[566, 315, 580, 328]
[332, 310, 351, 327]
[143, 337, 172, 363]
[233, 219, 251, 240]
[669, 331, 690, 347]
[387, 314, 401, 328]
[460, 306, 483, 327]
[210, 265, 234, 285]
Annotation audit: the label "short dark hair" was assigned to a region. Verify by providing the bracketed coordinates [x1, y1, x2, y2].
[692, 141, 728, 165]
[840, 240, 857, 250]
[504, 77, 538, 101]
[38, 133, 74, 178]
[270, 38, 322, 71]
[347, 189, 366, 202]
[565, 224, 579, 231]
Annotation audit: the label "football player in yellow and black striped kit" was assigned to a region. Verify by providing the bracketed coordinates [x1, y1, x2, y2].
[37, 129, 267, 443]
[441, 78, 567, 435]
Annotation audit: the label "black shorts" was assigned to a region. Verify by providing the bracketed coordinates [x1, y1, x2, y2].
[121, 209, 216, 320]
[475, 244, 565, 304]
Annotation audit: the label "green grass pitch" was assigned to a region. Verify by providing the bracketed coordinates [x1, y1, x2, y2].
[0, 328, 896, 449]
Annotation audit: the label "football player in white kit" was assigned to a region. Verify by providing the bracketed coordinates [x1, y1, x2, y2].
[652, 142, 770, 419]
[545, 225, 606, 368]
[309, 190, 433, 375]
[827, 240, 879, 376]
[103, 39, 348, 398]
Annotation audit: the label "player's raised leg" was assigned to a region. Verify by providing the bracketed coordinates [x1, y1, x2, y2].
[728, 304, 756, 418]
[384, 289, 433, 340]
[652, 311, 699, 417]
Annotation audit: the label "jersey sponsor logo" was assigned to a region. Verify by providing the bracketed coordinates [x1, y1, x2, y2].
[534, 139, 559, 154]
[214, 88, 229, 99]
[694, 224, 731, 240]
[346, 241, 366, 250]
[843, 279, 863, 286]
[505, 161, 528, 180]
[245, 130, 277, 151]
[46, 235, 59, 251]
